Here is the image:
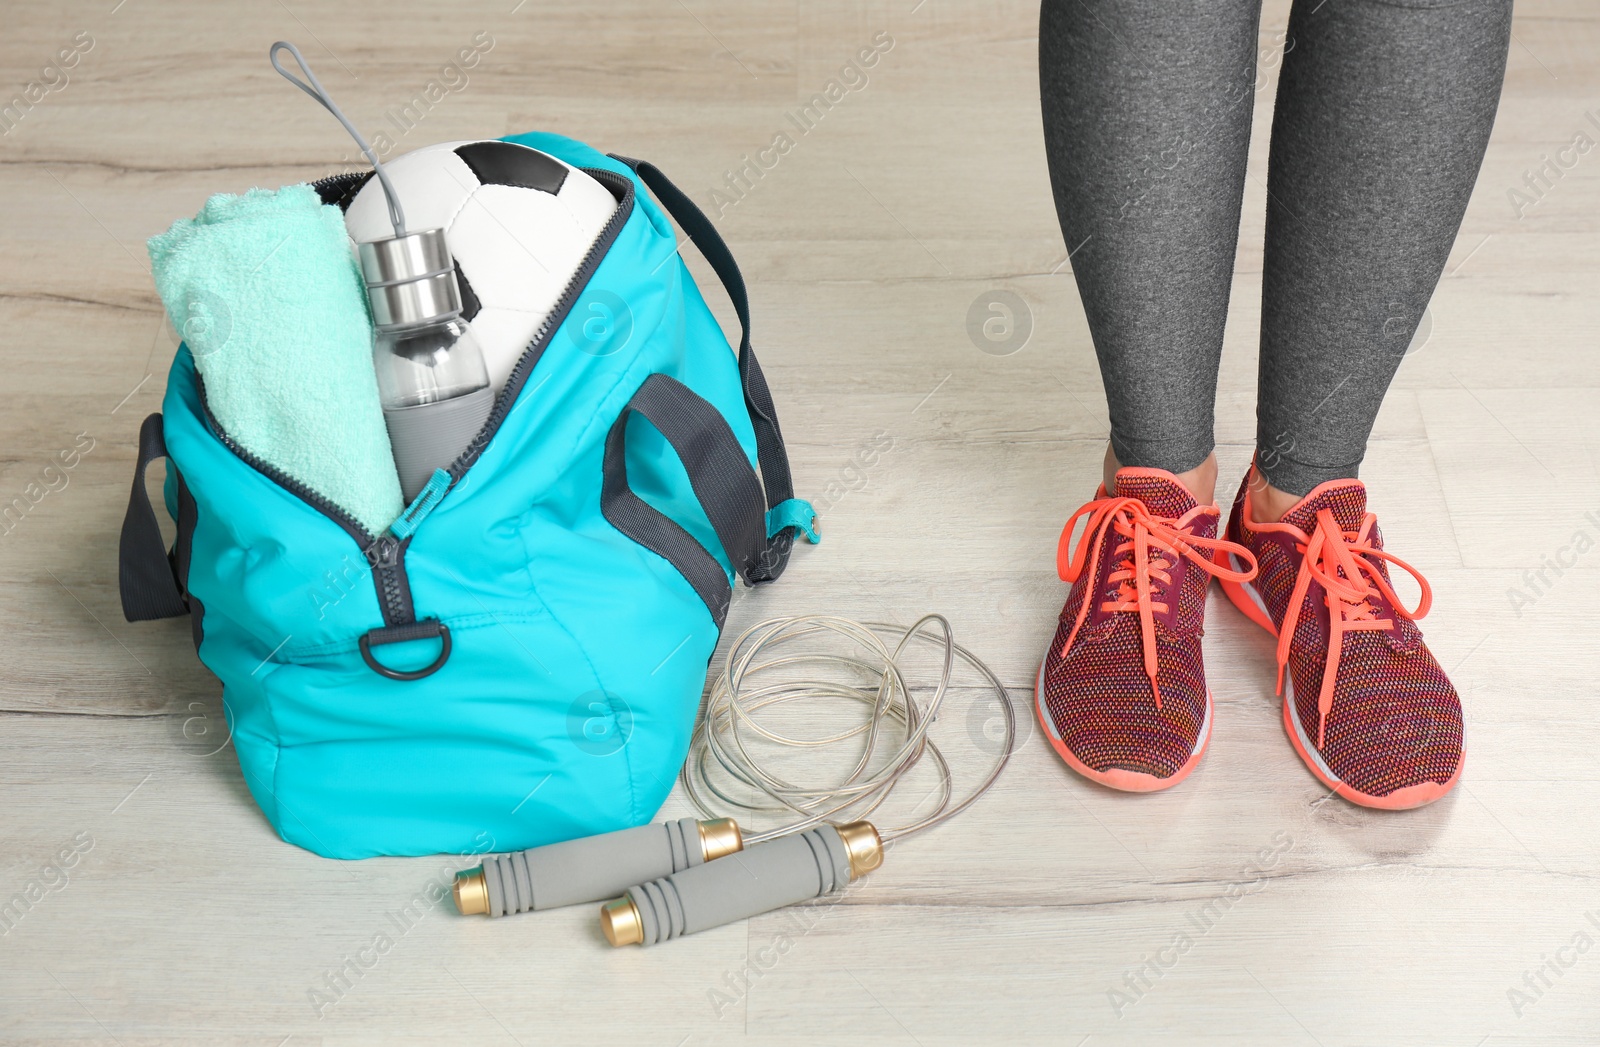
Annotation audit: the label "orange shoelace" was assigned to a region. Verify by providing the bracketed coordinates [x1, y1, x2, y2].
[1057, 496, 1258, 710]
[1276, 507, 1433, 747]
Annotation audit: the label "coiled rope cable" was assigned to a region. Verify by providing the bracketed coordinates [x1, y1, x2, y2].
[681, 614, 1016, 845]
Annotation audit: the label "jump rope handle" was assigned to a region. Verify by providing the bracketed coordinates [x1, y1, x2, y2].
[453, 817, 744, 916]
[598, 822, 883, 947]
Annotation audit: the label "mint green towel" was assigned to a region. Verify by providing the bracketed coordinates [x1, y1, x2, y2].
[148, 184, 403, 535]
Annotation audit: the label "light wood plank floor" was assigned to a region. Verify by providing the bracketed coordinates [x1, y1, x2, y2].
[3, 1, 1598, 1043]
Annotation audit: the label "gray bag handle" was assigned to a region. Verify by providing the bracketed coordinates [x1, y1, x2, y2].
[601, 374, 768, 627]
[119, 413, 189, 622]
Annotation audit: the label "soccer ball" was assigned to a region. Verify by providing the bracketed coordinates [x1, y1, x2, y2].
[343, 140, 619, 391]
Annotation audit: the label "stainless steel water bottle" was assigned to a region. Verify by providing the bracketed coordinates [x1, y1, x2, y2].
[360, 229, 493, 502]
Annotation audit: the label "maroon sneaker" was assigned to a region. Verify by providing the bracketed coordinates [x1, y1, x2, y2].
[1035, 468, 1258, 791]
[1215, 470, 1463, 809]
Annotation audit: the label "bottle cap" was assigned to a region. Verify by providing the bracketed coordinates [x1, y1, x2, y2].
[357, 227, 460, 328]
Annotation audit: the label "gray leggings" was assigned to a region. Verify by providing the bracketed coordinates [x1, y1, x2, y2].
[1040, 0, 1512, 495]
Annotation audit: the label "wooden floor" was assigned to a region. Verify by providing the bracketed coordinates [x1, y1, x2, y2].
[4, 0, 1599, 1043]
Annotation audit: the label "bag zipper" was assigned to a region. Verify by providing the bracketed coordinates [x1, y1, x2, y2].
[195, 377, 417, 627]
[311, 172, 364, 192]
[310, 170, 371, 208]
[445, 168, 635, 480]
[367, 532, 412, 624]
[192, 165, 636, 629]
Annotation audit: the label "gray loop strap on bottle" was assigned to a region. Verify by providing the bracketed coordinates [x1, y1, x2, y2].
[479, 818, 710, 917]
[625, 826, 852, 947]
[269, 40, 406, 237]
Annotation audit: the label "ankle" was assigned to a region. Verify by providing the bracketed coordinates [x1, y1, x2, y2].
[1248, 466, 1302, 523]
[1176, 454, 1218, 507]
[1103, 444, 1217, 506]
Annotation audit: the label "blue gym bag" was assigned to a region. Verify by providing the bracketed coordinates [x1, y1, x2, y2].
[117, 132, 818, 859]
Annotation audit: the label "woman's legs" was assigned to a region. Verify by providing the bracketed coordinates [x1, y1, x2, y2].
[1036, 1, 1269, 792]
[1037, 0, 1513, 805]
[1253, 0, 1513, 514]
[1223, 0, 1511, 806]
[1039, 0, 1263, 504]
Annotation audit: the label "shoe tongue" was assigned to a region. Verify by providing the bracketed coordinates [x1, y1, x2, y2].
[1280, 479, 1368, 534]
[1113, 470, 1199, 520]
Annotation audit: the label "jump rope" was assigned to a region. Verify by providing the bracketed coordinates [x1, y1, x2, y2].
[273, 44, 1016, 947]
[454, 615, 1016, 946]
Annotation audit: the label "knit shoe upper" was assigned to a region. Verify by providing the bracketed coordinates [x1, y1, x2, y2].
[1219, 473, 1463, 808]
[1036, 468, 1257, 791]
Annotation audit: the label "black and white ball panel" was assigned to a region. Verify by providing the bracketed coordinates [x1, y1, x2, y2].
[454, 140, 568, 194]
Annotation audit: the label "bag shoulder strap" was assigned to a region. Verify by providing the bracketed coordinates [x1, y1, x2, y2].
[609, 155, 811, 582]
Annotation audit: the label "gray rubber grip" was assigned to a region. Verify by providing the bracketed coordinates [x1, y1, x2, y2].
[481, 818, 708, 916]
[626, 826, 851, 946]
[383, 385, 493, 502]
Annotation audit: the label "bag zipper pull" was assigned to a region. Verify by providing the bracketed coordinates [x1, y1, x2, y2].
[389, 469, 453, 541]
